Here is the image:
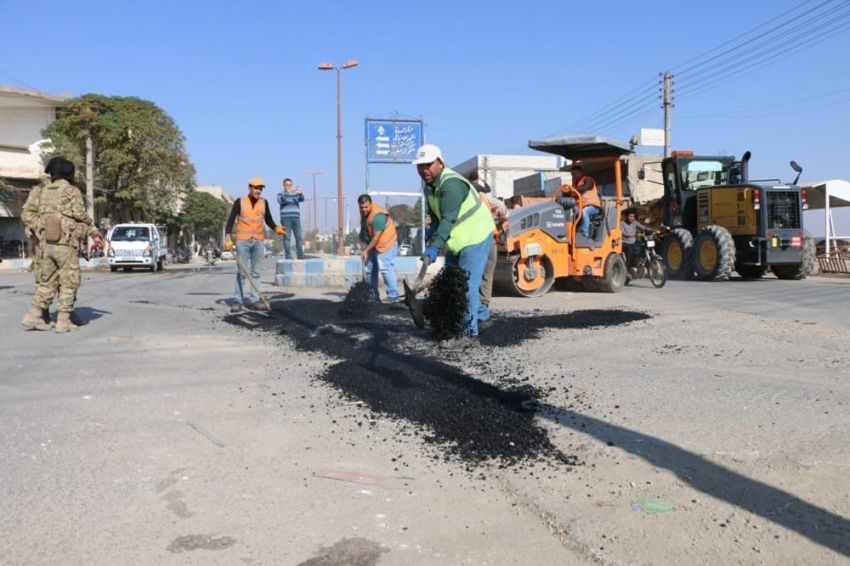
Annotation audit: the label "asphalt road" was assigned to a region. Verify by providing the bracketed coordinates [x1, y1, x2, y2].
[1, 262, 848, 565]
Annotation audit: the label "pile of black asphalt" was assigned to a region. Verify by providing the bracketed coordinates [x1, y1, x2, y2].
[339, 280, 375, 319]
[224, 288, 652, 473]
[422, 264, 468, 338]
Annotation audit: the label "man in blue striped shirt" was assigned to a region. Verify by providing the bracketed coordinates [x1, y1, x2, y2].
[277, 178, 305, 260]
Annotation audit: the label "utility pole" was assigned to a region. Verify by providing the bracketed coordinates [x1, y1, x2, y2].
[662, 72, 673, 158]
[86, 133, 96, 254]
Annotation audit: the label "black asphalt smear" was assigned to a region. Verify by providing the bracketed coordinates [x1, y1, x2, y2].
[339, 281, 375, 319]
[224, 299, 651, 470]
[423, 265, 468, 337]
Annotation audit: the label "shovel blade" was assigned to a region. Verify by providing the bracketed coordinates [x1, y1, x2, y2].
[403, 279, 425, 328]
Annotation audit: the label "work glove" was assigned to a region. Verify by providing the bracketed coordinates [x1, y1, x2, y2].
[424, 225, 437, 243]
[275, 225, 286, 236]
[422, 246, 439, 264]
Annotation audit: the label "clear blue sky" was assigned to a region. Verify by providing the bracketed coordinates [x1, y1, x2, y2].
[2, 0, 849, 232]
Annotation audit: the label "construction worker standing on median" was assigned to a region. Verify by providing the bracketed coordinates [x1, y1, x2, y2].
[277, 178, 305, 260]
[357, 194, 402, 304]
[570, 164, 600, 238]
[20, 156, 103, 333]
[225, 177, 286, 313]
[414, 144, 495, 350]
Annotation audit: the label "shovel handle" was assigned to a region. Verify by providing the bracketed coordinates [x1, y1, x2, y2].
[234, 253, 272, 311]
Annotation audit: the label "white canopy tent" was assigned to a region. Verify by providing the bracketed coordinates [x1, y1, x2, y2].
[801, 179, 850, 256]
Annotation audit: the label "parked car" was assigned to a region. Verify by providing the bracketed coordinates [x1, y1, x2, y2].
[220, 250, 234, 261]
[398, 244, 413, 256]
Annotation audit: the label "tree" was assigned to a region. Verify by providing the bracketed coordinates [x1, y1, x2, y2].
[180, 191, 227, 242]
[42, 94, 196, 223]
[410, 197, 427, 229]
[388, 203, 413, 227]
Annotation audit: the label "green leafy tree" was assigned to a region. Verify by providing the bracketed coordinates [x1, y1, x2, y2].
[42, 93, 196, 223]
[180, 191, 227, 242]
[388, 203, 413, 227]
[410, 197, 428, 229]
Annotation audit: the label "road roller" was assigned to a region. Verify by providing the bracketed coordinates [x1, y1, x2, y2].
[494, 135, 633, 297]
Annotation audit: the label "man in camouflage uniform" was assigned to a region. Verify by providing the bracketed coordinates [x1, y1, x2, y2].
[20, 157, 103, 332]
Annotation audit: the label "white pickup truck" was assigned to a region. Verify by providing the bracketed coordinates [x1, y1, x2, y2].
[106, 223, 168, 272]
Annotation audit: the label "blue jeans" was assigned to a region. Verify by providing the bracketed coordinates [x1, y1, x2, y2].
[281, 217, 304, 259]
[445, 235, 493, 337]
[580, 205, 600, 238]
[234, 238, 265, 305]
[365, 243, 399, 299]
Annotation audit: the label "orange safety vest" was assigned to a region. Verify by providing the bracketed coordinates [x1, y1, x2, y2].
[365, 204, 398, 253]
[235, 196, 266, 240]
[576, 175, 600, 208]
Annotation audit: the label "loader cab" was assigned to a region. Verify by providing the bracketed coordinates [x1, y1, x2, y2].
[661, 151, 736, 231]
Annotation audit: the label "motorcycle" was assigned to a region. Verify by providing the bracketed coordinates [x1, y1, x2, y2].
[626, 232, 666, 288]
[205, 248, 217, 266]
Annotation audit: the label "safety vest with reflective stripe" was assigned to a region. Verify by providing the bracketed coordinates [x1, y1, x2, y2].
[576, 175, 600, 208]
[426, 167, 495, 254]
[365, 204, 398, 253]
[236, 196, 266, 240]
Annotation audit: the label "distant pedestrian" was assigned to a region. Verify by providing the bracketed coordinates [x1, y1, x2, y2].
[225, 177, 286, 313]
[357, 194, 401, 303]
[332, 232, 339, 255]
[277, 178, 305, 259]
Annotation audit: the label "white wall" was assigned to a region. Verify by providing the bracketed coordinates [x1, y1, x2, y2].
[0, 104, 57, 180]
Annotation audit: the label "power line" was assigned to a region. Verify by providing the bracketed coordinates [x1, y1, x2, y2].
[672, 0, 843, 77]
[553, 0, 850, 138]
[676, 3, 850, 98]
[543, 78, 658, 137]
[677, 13, 850, 100]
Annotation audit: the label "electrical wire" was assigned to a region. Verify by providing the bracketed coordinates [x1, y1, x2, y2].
[673, 0, 843, 77]
[677, 3, 850, 98]
[550, 0, 850, 138]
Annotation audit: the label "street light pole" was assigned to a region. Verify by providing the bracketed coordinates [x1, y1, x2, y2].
[318, 59, 358, 242]
[306, 170, 323, 246]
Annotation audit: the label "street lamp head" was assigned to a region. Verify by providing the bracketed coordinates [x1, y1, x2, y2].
[342, 60, 359, 69]
[317, 62, 334, 70]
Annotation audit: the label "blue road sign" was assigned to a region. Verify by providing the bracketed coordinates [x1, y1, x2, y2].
[365, 119, 423, 164]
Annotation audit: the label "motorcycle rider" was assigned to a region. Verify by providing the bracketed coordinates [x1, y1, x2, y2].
[621, 208, 654, 274]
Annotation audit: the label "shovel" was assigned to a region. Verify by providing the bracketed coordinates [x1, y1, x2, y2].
[233, 252, 276, 315]
[403, 256, 430, 328]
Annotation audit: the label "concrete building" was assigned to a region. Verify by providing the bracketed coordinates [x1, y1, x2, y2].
[195, 184, 236, 245]
[452, 154, 563, 201]
[452, 148, 664, 205]
[0, 86, 70, 258]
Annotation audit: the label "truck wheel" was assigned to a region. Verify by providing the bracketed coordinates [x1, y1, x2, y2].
[661, 228, 694, 279]
[694, 225, 735, 281]
[110, 266, 118, 273]
[772, 230, 815, 280]
[157, 258, 163, 271]
[599, 253, 627, 293]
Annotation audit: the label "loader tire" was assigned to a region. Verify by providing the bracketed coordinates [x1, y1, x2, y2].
[661, 228, 694, 280]
[772, 230, 816, 280]
[694, 225, 735, 281]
